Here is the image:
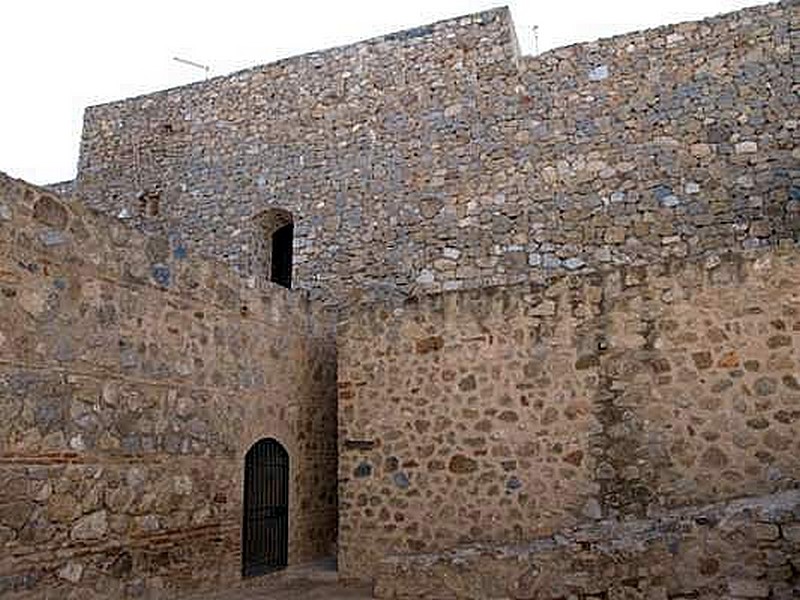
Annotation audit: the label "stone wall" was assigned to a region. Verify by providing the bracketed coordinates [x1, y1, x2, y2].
[75, 8, 520, 304]
[336, 247, 800, 579]
[516, 0, 798, 276]
[74, 1, 798, 305]
[44, 180, 75, 198]
[0, 172, 337, 598]
[374, 489, 800, 599]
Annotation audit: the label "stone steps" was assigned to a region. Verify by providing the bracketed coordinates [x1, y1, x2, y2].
[374, 489, 800, 599]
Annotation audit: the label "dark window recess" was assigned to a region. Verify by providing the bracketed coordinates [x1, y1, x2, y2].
[147, 195, 159, 217]
[270, 222, 293, 289]
[137, 190, 160, 217]
[242, 438, 289, 578]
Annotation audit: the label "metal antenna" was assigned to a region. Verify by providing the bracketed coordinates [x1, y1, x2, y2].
[173, 56, 210, 79]
[532, 25, 540, 54]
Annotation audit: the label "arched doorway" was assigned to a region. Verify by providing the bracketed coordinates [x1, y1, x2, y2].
[242, 438, 289, 577]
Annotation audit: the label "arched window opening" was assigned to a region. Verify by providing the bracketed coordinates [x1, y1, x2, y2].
[254, 209, 293, 289]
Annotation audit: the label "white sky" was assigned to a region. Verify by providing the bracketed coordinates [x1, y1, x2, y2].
[2, 0, 770, 185]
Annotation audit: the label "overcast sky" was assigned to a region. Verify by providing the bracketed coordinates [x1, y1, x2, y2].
[2, 0, 770, 185]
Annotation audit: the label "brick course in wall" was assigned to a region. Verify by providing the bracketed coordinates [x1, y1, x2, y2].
[75, 1, 798, 305]
[0, 172, 337, 598]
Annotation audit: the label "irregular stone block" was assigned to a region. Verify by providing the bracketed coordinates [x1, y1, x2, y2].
[727, 578, 769, 598]
[70, 510, 108, 541]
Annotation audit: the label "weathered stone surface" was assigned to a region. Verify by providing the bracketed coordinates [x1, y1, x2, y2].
[727, 579, 769, 598]
[373, 490, 800, 600]
[2, 0, 799, 597]
[448, 455, 478, 474]
[0, 175, 338, 598]
[415, 336, 443, 354]
[57, 561, 84, 583]
[73, 1, 797, 306]
[0, 502, 34, 529]
[70, 510, 108, 541]
[782, 524, 800, 543]
[32, 194, 68, 229]
[338, 250, 800, 579]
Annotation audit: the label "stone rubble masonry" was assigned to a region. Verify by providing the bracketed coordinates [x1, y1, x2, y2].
[336, 247, 800, 580]
[373, 488, 800, 599]
[44, 180, 75, 199]
[3, 0, 800, 597]
[0, 172, 338, 598]
[75, 1, 799, 306]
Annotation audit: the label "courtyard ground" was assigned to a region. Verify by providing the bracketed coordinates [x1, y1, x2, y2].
[190, 560, 374, 600]
[210, 579, 373, 600]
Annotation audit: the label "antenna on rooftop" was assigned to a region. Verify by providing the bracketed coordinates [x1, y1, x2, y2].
[531, 25, 540, 54]
[173, 56, 211, 79]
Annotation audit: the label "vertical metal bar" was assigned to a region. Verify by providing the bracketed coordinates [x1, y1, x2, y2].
[254, 443, 258, 573]
[278, 445, 281, 567]
[243, 451, 246, 576]
[275, 448, 278, 569]
[253, 446, 256, 574]
[262, 442, 267, 570]
[280, 452, 283, 566]
[248, 448, 253, 573]
[268, 442, 273, 569]
[285, 452, 289, 566]
[264, 441, 273, 567]
[243, 448, 251, 576]
[269, 441, 274, 569]
[270, 443, 280, 568]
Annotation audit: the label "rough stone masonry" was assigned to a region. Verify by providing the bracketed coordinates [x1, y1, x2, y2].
[337, 248, 800, 596]
[1, 0, 799, 598]
[0, 173, 337, 598]
[75, 1, 798, 305]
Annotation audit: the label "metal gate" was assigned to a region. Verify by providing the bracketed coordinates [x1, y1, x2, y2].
[242, 438, 289, 577]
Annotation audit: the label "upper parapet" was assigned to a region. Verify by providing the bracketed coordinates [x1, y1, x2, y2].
[0, 171, 326, 329]
[81, 7, 518, 113]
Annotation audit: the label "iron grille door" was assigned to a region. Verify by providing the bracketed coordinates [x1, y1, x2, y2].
[242, 439, 289, 577]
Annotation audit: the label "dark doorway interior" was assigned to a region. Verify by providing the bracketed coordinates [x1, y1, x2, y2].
[242, 438, 289, 578]
[270, 222, 293, 289]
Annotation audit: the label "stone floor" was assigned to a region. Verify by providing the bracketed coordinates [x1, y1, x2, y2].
[193, 560, 374, 600]
[211, 580, 373, 600]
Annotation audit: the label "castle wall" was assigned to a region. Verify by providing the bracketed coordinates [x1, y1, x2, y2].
[75, 8, 520, 305]
[516, 0, 798, 274]
[44, 180, 74, 198]
[75, 1, 797, 305]
[0, 173, 337, 598]
[336, 248, 800, 579]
